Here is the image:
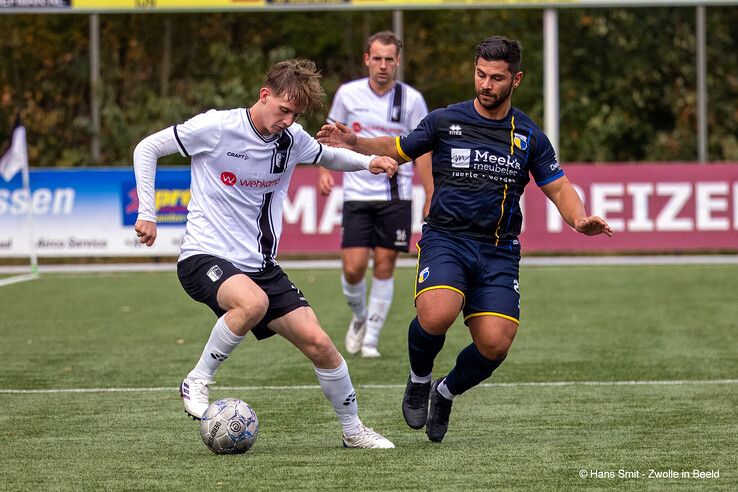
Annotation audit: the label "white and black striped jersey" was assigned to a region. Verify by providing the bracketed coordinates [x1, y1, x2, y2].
[174, 108, 323, 272]
[327, 78, 428, 201]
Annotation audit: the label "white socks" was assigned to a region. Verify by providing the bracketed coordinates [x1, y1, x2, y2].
[437, 379, 456, 400]
[314, 359, 362, 436]
[188, 315, 244, 381]
[362, 277, 394, 348]
[341, 274, 367, 321]
[410, 368, 432, 384]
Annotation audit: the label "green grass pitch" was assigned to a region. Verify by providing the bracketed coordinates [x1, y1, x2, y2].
[1, 264, 736, 490]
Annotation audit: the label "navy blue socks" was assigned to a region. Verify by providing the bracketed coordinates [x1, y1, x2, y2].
[407, 316, 446, 378]
[444, 343, 504, 396]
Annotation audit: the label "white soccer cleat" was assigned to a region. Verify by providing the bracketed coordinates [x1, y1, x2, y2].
[360, 345, 381, 358]
[344, 316, 366, 355]
[179, 376, 214, 420]
[342, 425, 395, 449]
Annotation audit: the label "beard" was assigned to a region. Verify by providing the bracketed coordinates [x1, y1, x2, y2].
[476, 82, 513, 111]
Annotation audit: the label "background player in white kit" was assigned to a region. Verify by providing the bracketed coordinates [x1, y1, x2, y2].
[317, 32, 432, 358]
[133, 59, 397, 449]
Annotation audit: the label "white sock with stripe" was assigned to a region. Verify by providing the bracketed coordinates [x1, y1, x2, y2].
[341, 273, 367, 321]
[188, 315, 244, 380]
[314, 358, 362, 436]
[362, 277, 394, 348]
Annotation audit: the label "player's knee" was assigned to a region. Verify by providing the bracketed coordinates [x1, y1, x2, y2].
[228, 292, 268, 331]
[254, 290, 270, 317]
[343, 266, 365, 285]
[476, 338, 513, 361]
[372, 261, 395, 279]
[243, 290, 269, 320]
[417, 310, 454, 335]
[303, 331, 338, 365]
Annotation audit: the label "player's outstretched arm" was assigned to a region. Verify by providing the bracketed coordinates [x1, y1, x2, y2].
[317, 144, 397, 178]
[317, 122, 405, 163]
[541, 176, 613, 237]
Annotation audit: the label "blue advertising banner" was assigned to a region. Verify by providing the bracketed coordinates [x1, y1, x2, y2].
[0, 167, 190, 257]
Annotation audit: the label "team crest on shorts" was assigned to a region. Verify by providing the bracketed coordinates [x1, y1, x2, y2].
[418, 267, 430, 284]
[206, 265, 223, 282]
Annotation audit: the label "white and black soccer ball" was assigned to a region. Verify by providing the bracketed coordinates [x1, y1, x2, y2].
[199, 398, 259, 454]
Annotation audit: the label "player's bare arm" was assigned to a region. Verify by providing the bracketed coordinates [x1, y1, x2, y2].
[541, 176, 613, 237]
[414, 152, 433, 218]
[317, 122, 405, 163]
[135, 219, 158, 247]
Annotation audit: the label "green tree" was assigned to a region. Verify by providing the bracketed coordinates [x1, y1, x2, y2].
[1, 7, 737, 166]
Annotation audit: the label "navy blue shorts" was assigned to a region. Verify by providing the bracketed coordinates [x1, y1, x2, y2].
[177, 254, 310, 340]
[414, 226, 521, 325]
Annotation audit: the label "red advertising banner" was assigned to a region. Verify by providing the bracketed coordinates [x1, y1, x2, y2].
[282, 163, 738, 254]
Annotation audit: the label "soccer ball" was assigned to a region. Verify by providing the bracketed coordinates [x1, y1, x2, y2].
[199, 398, 259, 454]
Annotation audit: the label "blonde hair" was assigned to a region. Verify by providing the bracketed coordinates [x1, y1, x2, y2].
[265, 58, 324, 114]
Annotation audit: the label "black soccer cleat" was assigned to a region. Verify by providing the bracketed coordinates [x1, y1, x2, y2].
[425, 378, 453, 443]
[402, 376, 431, 429]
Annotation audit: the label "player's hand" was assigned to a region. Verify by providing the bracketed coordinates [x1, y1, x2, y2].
[575, 216, 613, 237]
[135, 219, 158, 247]
[368, 156, 398, 177]
[317, 122, 357, 149]
[317, 172, 335, 196]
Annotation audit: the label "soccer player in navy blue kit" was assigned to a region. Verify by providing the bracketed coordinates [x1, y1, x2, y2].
[318, 36, 613, 443]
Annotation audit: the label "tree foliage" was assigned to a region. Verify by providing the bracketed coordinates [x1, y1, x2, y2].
[0, 7, 736, 167]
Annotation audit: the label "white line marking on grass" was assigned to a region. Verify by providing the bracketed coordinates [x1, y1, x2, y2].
[1, 255, 738, 275]
[2, 379, 736, 394]
[0, 273, 39, 287]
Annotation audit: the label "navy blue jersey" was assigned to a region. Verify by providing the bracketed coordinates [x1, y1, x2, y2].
[397, 100, 563, 244]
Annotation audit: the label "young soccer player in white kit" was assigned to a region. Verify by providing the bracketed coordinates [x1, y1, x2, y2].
[133, 59, 397, 449]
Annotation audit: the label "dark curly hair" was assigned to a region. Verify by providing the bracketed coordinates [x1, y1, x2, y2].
[474, 36, 522, 73]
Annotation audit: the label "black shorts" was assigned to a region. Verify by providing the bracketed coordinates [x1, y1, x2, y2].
[177, 254, 310, 340]
[341, 200, 412, 252]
